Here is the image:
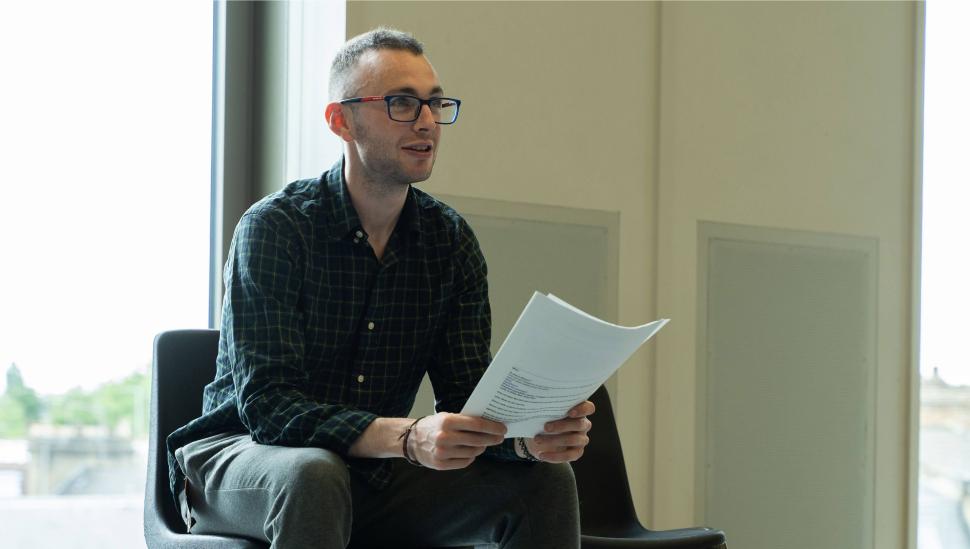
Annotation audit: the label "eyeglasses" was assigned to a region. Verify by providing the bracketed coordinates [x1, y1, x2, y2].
[339, 94, 462, 124]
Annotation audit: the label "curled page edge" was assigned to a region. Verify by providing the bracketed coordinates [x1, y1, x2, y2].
[547, 293, 668, 332]
[460, 291, 670, 438]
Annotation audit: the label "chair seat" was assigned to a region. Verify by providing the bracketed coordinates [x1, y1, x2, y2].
[572, 386, 727, 548]
[582, 526, 726, 548]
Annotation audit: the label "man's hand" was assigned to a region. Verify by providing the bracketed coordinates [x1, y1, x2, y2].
[410, 412, 507, 470]
[524, 400, 595, 463]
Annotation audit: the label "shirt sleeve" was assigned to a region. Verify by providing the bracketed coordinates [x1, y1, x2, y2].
[426, 217, 522, 461]
[222, 210, 377, 455]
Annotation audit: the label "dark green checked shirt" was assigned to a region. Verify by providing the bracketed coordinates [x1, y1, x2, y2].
[167, 158, 520, 505]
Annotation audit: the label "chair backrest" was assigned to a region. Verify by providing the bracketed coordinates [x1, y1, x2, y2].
[144, 329, 222, 541]
[569, 385, 643, 537]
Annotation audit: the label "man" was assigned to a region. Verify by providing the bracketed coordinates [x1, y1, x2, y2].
[167, 27, 593, 549]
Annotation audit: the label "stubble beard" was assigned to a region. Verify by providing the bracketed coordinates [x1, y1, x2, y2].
[353, 121, 434, 195]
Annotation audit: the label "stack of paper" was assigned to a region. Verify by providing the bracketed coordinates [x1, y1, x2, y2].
[461, 292, 669, 438]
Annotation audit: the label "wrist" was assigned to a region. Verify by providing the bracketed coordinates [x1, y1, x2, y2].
[399, 416, 427, 466]
[348, 417, 415, 459]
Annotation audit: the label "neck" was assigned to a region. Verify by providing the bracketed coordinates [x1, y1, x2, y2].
[343, 159, 408, 253]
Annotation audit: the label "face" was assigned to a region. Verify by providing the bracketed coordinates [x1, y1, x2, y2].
[340, 49, 445, 188]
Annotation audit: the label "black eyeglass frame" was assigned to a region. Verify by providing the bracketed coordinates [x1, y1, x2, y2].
[339, 94, 462, 124]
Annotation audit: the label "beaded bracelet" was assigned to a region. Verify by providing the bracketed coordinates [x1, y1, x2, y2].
[517, 437, 541, 462]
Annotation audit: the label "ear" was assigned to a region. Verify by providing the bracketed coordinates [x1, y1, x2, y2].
[325, 102, 355, 143]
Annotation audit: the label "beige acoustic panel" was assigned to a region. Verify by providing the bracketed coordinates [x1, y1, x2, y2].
[697, 222, 877, 549]
[409, 196, 619, 418]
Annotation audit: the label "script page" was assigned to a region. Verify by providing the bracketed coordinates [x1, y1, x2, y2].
[461, 292, 668, 438]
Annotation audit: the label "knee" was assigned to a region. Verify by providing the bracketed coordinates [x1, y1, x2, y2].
[289, 449, 351, 489]
[261, 449, 352, 545]
[512, 462, 578, 512]
[531, 462, 578, 502]
[511, 463, 580, 543]
[280, 448, 352, 505]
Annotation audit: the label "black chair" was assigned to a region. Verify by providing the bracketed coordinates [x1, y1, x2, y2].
[146, 329, 264, 548]
[146, 329, 726, 549]
[146, 329, 471, 549]
[572, 386, 727, 548]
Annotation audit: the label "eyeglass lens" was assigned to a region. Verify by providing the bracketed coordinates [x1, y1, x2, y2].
[387, 96, 458, 123]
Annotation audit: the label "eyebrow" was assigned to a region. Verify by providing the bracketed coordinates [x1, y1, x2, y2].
[387, 86, 445, 97]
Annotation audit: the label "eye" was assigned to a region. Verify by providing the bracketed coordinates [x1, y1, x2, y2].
[430, 98, 455, 109]
[388, 96, 417, 110]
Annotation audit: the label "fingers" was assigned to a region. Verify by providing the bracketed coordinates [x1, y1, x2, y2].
[541, 400, 595, 434]
[534, 446, 586, 463]
[413, 413, 507, 470]
[440, 413, 508, 437]
[567, 400, 596, 418]
[528, 433, 591, 463]
[426, 444, 486, 466]
[526, 405, 595, 463]
[419, 438, 487, 470]
[542, 415, 592, 436]
[435, 428, 504, 448]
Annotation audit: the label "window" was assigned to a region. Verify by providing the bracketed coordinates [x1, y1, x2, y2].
[0, 2, 212, 546]
[284, 0, 346, 182]
[918, 1, 970, 548]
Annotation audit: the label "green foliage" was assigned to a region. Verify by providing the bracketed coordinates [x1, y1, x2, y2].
[5, 363, 42, 423]
[48, 388, 99, 427]
[1, 363, 42, 438]
[5, 364, 25, 389]
[49, 371, 150, 437]
[0, 394, 28, 438]
[94, 371, 150, 436]
[0, 363, 151, 439]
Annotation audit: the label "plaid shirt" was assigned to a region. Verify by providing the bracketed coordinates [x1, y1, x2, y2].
[167, 158, 520, 505]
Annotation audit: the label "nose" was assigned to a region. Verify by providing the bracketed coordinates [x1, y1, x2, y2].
[412, 103, 436, 131]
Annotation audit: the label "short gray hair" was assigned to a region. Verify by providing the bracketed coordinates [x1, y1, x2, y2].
[329, 27, 424, 100]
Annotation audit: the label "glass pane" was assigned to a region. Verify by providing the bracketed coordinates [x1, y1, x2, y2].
[919, 1, 970, 548]
[0, 2, 212, 547]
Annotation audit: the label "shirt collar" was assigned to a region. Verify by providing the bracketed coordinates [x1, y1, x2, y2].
[399, 186, 422, 241]
[321, 157, 422, 244]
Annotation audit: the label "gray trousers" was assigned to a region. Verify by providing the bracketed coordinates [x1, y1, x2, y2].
[175, 432, 580, 549]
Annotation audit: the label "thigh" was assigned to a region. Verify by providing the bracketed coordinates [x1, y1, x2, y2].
[177, 432, 353, 544]
[349, 459, 579, 549]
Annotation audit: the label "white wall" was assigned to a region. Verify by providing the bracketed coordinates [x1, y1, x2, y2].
[345, 2, 921, 544]
[655, 4, 919, 546]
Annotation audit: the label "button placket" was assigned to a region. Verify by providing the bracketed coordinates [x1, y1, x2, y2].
[355, 283, 380, 388]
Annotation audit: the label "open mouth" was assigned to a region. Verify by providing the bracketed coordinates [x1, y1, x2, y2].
[402, 144, 433, 153]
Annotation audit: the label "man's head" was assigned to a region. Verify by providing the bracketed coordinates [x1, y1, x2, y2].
[328, 27, 425, 102]
[326, 28, 451, 189]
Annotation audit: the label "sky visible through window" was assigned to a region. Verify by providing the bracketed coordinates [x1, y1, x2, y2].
[920, 0, 970, 386]
[0, 1, 212, 396]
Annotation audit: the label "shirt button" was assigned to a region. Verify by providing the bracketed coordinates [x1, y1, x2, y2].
[355, 230, 364, 238]
[367, 321, 375, 330]
[357, 375, 365, 383]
